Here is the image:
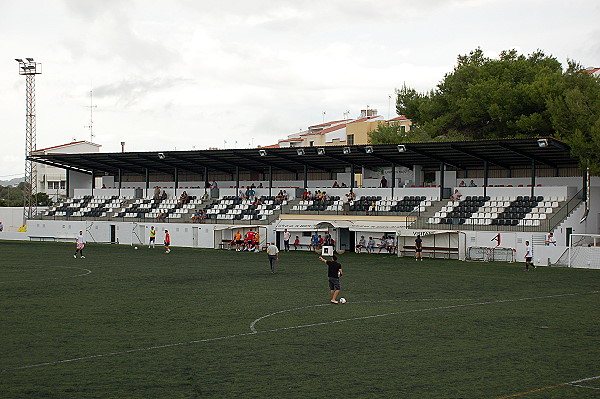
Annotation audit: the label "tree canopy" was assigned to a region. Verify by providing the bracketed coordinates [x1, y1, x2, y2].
[372, 48, 600, 172]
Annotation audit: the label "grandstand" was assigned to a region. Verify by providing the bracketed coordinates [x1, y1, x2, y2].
[21, 137, 598, 267]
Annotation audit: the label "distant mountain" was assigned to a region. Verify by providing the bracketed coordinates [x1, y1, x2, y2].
[0, 177, 24, 187]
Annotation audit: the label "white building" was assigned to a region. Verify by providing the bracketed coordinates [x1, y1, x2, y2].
[33, 141, 101, 201]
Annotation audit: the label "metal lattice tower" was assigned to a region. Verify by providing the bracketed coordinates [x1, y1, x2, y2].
[15, 58, 42, 224]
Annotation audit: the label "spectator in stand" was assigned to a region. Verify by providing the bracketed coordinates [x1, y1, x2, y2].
[211, 181, 218, 189]
[258, 183, 263, 188]
[349, 190, 356, 201]
[201, 192, 209, 200]
[178, 191, 189, 205]
[248, 187, 256, 198]
[341, 182, 347, 188]
[237, 190, 244, 199]
[153, 187, 161, 199]
[450, 189, 462, 202]
[276, 190, 284, 201]
[302, 190, 310, 200]
[332, 181, 339, 188]
[342, 193, 350, 215]
[283, 190, 289, 201]
[157, 211, 168, 222]
[355, 236, 366, 253]
[459, 180, 466, 187]
[545, 232, 557, 246]
[469, 180, 477, 187]
[160, 190, 168, 200]
[380, 176, 388, 188]
[191, 209, 201, 223]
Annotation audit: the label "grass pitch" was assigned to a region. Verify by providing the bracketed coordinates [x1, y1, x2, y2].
[1, 241, 599, 398]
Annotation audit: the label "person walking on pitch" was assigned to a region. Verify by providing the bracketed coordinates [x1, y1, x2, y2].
[266, 241, 279, 273]
[319, 254, 343, 304]
[74, 231, 86, 258]
[164, 230, 171, 253]
[149, 226, 156, 248]
[524, 240, 535, 271]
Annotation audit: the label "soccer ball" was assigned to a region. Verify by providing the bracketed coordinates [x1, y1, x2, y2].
[339, 298, 346, 304]
[134, 246, 138, 250]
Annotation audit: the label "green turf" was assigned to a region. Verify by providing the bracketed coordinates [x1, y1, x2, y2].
[1, 241, 599, 398]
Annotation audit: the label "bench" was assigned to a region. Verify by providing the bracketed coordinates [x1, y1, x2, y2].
[401, 245, 458, 259]
[29, 236, 76, 242]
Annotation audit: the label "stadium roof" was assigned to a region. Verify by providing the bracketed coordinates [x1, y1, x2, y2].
[28, 137, 578, 177]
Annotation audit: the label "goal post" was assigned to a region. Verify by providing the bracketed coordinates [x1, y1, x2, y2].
[565, 233, 600, 269]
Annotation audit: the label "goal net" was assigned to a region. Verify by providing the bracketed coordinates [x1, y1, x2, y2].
[554, 233, 600, 269]
[466, 246, 490, 261]
[491, 247, 515, 262]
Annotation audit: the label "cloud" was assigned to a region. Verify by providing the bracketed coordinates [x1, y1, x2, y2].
[93, 76, 189, 106]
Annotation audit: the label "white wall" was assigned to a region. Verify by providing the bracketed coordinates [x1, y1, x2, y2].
[0, 207, 25, 231]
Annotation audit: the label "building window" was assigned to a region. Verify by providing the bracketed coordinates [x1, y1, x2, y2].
[309, 141, 314, 147]
[60, 181, 66, 189]
[48, 181, 60, 190]
[400, 125, 406, 133]
[347, 134, 354, 145]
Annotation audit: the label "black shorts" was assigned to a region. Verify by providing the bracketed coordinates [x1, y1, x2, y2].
[416, 248, 422, 253]
[236, 240, 243, 245]
[328, 277, 341, 290]
[526, 257, 532, 262]
[150, 237, 155, 242]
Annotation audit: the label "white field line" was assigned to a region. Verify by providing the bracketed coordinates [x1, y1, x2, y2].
[2, 290, 598, 372]
[0, 266, 92, 283]
[249, 298, 476, 333]
[497, 375, 600, 397]
[566, 375, 600, 390]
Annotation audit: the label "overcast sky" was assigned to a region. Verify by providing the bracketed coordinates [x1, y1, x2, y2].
[1, 0, 599, 179]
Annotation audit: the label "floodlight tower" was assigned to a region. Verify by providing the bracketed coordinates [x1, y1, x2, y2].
[15, 58, 42, 224]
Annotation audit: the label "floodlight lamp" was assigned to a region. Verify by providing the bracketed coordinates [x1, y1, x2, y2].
[365, 146, 374, 154]
[316, 148, 326, 155]
[296, 148, 305, 156]
[15, 58, 23, 63]
[158, 152, 166, 159]
[26, 58, 34, 62]
[537, 139, 548, 148]
[397, 145, 407, 152]
[342, 147, 351, 155]
[259, 149, 268, 157]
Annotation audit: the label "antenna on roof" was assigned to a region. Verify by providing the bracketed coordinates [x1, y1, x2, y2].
[84, 90, 97, 142]
[322, 111, 326, 123]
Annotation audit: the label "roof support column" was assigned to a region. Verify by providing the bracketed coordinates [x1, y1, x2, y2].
[531, 160, 536, 198]
[391, 163, 395, 199]
[350, 164, 354, 190]
[145, 168, 149, 196]
[204, 167, 209, 190]
[303, 164, 308, 191]
[483, 161, 488, 197]
[268, 165, 273, 197]
[66, 170, 70, 199]
[235, 166, 240, 193]
[439, 163, 445, 200]
[174, 167, 178, 197]
[118, 168, 122, 197]
[91, 169, 95, 196]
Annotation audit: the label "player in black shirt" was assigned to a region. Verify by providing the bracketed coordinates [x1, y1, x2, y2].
[415, 235, 423, 261]
[319, 255, 343, 304]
